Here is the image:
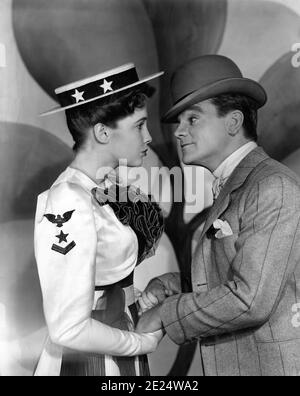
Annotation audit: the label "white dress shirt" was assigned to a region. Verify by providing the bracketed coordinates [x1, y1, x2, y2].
[212, 141, 258, 200]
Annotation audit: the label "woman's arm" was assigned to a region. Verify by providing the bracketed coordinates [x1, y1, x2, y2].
[35, 182, 161, 356]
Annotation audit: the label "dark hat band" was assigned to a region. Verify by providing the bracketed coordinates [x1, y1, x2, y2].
[56, 68, 139, 108]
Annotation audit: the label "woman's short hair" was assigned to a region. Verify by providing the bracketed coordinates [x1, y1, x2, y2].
[66, 83, 155, 152]
[210, 93, 258, 141]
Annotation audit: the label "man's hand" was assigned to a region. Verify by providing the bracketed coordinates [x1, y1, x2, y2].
[136, 304, 164, 334]
[137, 278, 175, 315]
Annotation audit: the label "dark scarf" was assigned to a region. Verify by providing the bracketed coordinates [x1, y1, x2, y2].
[92, 182, 164, 265]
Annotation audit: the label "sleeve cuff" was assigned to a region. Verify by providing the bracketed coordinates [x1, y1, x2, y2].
[160, 294, 187, 345]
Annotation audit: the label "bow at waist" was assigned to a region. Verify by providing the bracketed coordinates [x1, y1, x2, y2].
[92, 271, 137, 329]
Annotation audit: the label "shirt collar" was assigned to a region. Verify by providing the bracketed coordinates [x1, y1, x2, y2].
[213, 141, 258, 181]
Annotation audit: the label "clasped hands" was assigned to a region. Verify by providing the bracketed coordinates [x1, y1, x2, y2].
[135, 279, 176, 335]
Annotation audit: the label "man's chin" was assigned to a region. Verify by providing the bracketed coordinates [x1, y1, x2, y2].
[182, 154, 197, 166]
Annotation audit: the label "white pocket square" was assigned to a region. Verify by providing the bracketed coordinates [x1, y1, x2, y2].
[213, 219, 233, 239]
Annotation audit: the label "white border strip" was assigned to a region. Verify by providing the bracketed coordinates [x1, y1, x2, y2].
[55, 63, 135, 94]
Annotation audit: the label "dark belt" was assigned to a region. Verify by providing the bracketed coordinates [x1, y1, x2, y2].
[95, 271, 134, 292]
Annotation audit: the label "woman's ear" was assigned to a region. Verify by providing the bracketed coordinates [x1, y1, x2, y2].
[93, 123, 111, 144]
[225, 110, 244, 137]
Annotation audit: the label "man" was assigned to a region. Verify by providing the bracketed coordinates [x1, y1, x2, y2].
[137, 55, 300, 376]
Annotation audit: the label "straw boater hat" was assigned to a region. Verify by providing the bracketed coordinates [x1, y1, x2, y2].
[162, 55, 267, 123]
[41, 63, 164, 116]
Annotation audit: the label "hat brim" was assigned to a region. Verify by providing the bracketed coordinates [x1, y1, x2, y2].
[40, 71, 164, 116]
[162, 78, 267, 123]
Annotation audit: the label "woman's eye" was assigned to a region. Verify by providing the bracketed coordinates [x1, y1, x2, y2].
[137, 123, 144, 131]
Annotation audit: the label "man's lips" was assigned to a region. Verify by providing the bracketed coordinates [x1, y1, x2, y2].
[181, 143, 193, 148]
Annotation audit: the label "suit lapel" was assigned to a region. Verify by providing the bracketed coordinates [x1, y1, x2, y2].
[200, 147, 269, 239]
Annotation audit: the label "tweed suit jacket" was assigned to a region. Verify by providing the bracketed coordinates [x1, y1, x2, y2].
[159, 147, 300, 376]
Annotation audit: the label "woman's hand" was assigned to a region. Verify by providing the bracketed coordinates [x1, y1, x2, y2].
[137, 289, 174, 315]
[139, 329, 164, 354]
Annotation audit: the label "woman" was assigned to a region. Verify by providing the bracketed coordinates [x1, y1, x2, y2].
[34, 64, 165, 376]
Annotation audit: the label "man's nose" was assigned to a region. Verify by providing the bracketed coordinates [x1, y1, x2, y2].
[174, 123, 188, 139]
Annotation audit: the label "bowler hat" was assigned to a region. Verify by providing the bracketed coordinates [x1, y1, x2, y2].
[41, 63, 164, 116]
[162, 55, 267, 123]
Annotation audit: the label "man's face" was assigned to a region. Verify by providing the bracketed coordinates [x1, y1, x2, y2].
[174, 100, 230, 170]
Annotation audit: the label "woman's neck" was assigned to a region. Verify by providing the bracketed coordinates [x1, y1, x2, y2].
[70, 149, 117, 183]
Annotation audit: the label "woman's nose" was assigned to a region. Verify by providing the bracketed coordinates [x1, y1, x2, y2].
[143, 127, 152, 145]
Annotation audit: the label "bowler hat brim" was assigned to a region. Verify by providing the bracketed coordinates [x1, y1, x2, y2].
[162, 77, 267, 123]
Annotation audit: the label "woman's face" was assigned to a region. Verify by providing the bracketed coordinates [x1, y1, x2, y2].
[109, 107, 152, 167]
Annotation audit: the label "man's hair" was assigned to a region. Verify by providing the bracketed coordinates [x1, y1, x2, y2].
[210, 93, 259, 141]
[65, 83, 155, 152]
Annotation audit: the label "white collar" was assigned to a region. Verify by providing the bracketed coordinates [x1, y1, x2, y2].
[213, 141, 258, 181]
[54, 167, 99, 193]
[56, 167, 126, 193]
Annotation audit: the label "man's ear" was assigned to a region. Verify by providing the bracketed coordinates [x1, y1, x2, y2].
[93, 123, 111, 144]
[225, 110, 244, 137]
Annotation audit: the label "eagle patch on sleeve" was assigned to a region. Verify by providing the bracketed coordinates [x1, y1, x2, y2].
[44, 210, 75, 227]
[44, 210, 76, 255]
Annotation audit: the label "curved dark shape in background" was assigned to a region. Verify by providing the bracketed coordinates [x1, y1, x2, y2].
[0, 122, 73, 223]
[0, 123, 72, 374]
[143, 0, 228, 161]
[12, 0, 158, 100]
[258, 52, 300, 161]
[12, 0, 162, 166]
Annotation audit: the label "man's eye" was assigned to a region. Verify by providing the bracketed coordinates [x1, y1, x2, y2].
[189, 117, 198, 125]
[137, 123, 145, 130]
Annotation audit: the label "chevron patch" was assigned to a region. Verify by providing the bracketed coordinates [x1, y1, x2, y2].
[51, 241, 76, 255]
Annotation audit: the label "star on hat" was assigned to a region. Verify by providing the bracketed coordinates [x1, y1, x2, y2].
[100, 79, 113, 93]
[41, 63, 164, 116]
[72, 89, 85, 103]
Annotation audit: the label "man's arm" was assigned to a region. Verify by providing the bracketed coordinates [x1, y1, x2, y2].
[158, 175, 300, 344]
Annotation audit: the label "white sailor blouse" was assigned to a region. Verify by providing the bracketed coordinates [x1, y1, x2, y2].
[34, 167, 164, 376]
